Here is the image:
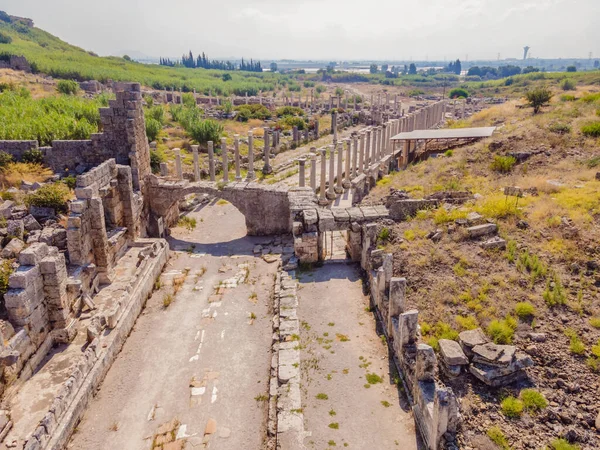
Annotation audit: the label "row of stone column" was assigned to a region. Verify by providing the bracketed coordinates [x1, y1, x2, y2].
[297, 101, 446, 196]
[165, 126, 276, 182]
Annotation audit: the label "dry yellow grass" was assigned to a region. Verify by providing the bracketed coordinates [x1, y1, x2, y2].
[0, 163, 53, 188]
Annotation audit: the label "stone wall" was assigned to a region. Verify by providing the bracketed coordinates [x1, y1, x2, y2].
[0, 83, 151, 190]
[348, 222, 460, 450]
[0, 243, 75, 399]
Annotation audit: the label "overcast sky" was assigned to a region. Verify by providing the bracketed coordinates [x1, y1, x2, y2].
[1, 0, 599, 61]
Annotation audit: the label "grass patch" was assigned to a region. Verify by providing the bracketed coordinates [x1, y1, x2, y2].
[162, 293, 174, 308]
[581, 122, 600, 138]
[500, 396, 524, 418]
[177, 215, 197, 231]
[316, 393, 328, 400]
[589, 317, 600, 329]
[520, 389, 547, 412]
[365, 373, 383, 385]
[515, 302, 536, 320]
[486, 426, 509, 450]
[565, 328, 586, 355]
[490, 155, 517, 173]
[487, 316, 517, 344]
[328, 423, 339, 430]
[549, 439, 580, 450]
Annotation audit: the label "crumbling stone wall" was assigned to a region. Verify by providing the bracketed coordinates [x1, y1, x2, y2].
[1, 243, 74, 396]
[0, 83, 151, 189]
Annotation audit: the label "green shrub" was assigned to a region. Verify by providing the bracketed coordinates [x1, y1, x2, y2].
[565, 329, 585, 355]
[455, 315, 478, 330]
[543, 272, 566, 307]
[589, 317, 600, 329]
[560, 94, 576, 102]
[315, 85, 326, 94]
[276, 106, 304, 117]
[449, 88, 469, 99]
[61, 175, 76, 189]
[188, 119, 224, 145]
[520, 389, 547, 412]
[145, 118, 161, 142]
[517, 250, 547, 284]
[22, 148, 44, 164]
[0, 31, 11, 44]
[548, 122, 571, 134]
[234, 104, 272, 121]
[56, 79, 79, 95]
[579, 93, 600, 104]
[24, 182, 71, 213]
[444, 149, 453, 157]
[515, 302, 536, 320]
[181, 92, 196, 108]
[0, 259, 14, 298]
[146, 105, 165, 124]
[150, 149, 165, 174]
[561, 79, 576, 91]
[487, 317, 517, 344]
[486, 426, 509, 450]
[490, 155, 517, 173]
[0, 151, 13, 168]
[549, 438, 580, 450]
[279, 116, 307, 131]
[501, 396, 524, 418]
[377, 227, 390, 243]
[525, 87, 552, 114]
[581, 122, 600, 138]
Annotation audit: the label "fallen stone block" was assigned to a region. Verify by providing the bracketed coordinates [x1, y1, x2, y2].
[459, 328, 489, 358]
[472, 343, 516, 367]
[1, 238, 25, 258]
[439, 339, 469, 366]
[467, 223, 497, 238]
[481, 236, 507, 250]
[23, 214, 42, 232]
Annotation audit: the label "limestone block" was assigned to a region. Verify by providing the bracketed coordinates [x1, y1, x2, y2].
[70, 200, 87, 214]
[389, 278, 406, 317]
[8, 265, 41, 290]
[471, 343, 516, 367]
[7, 220, 24, 239]
[467, 223, 497, 238]
[481, 236, 507, 250]
[458, 328, 488, 358]
[23, 214, 42, 232]
[20, 243, 50, 268]
[399, 310, 419, 346]
[318, 208, 335, 232]
[415, 343, 436, 381]
[0, 200, 14, 219]
[438, 339, 468, 366]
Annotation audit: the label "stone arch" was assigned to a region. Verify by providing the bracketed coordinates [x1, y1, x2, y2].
[145, 176, 291, 236]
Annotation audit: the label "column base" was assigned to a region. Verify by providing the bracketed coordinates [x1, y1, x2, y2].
[246, 172, 256, 181]
[334, 186, 344, 194]
[262, 165, 273, 175]
[326, 191, 337, 200]
[318, 198, 330, 206]
[343, 181, 352, 189]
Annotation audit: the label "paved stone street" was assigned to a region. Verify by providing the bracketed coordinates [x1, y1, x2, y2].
[296, 264, 422, 450]
[68, 201, 280, 449]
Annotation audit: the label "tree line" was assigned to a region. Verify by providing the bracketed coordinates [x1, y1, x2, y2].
[159, 51, 263, 72]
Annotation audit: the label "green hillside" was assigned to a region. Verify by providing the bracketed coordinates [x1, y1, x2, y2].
[0, 12, 279, 95]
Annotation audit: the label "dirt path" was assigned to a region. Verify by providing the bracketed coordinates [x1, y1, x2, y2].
[68, 201, 281, 450]
[296, 264, 422, 450]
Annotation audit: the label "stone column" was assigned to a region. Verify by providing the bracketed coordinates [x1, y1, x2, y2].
[192, 145, 200, 181]
[351, 135, 358, 179]
[372, 128, 379, 163]
[358, 132, 365, 174]
[246, 131, 255, 181]
[327, 145, 336, 200]
[208, 141, 216, 181]
[174, 148, 183, 180]
[293, 126, 299, 146]
[319, 148, 328, 205]
[343, 139, 352, 188]
[335, 142, 344, 193]
[262, 127, 272, 174]
[298, 157, 306, 187]
[314, 119, 320, 138]
[310, 150, 317, 191]
[234, 134, 242, 182]
[332, 111, 338, 144]
[160, 162, 168, 177]
[382, 123, 388, 157]
[462, 101, 466, 119]
[221, 138, 229, 183]
[365, 129, 372, 168]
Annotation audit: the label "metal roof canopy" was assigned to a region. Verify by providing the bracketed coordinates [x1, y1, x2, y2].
[391, 127, 496, 141]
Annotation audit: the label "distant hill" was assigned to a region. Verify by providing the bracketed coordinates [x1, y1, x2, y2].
[0, 10, 277, 95]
